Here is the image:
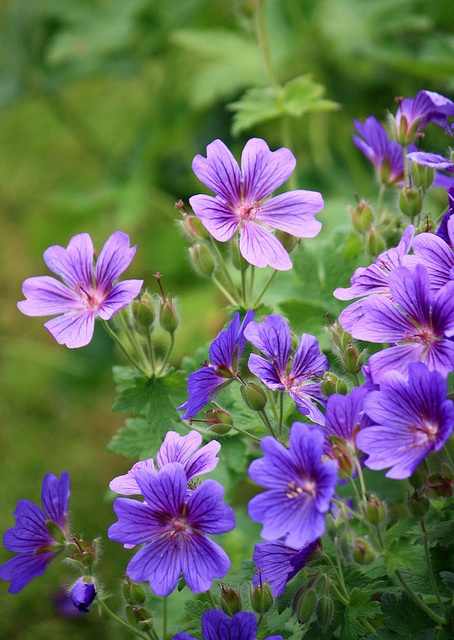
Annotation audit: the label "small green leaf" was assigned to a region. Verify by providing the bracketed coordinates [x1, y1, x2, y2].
[341, 588, 380, 640]
[380, 591, 436, 635]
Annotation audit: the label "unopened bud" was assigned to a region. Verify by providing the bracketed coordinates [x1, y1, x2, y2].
[399, 187, 423, 219]
[411, 161, 435, 190]
[70, 577, 96, 613]
[344, 342, 363, 375]
[321, 372, 348, 397]
[251, 583, 273, 613]
[316, 595, 334, 631]
[205, 408, 234, 435]
[297, 588, 317, 624]
[332, 445, 355, 478]
[338, 531, 355, 561]
[133, 293, 155, 329]
[350, 200, 374, 234]
[220, 585, 241, 616]
[125, 604, 141, 626]
[352, 537, 375, 565]
[241, 382, 267, 411]
[180, 213, 210, 240]
[325, 321, 351, 356]
[190, 243, 216, 277]
[366, 227, 386, 257]
[364, 495, 387, 526]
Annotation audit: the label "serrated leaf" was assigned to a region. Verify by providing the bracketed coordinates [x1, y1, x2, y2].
[440, 571, 454, 591]
[281, 75, 339, 117]
[380, 591, 437, 635]
[106, 417, 164, 459]
[341, 588, 380, 640]
[112, 374, 152, 415]
[384, 537, 424, 573]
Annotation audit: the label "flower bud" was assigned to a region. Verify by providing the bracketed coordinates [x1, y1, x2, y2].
[331, 444, 355, 479]
[364, 495, 387, 526]
[320, 372, 348, 397]
[399, 187, 423, 219]
[350, 200, 374, 234]
[220, 585, 241, 616]
[344, 342, 364, 375]
[205, 407, 234, 435]
[316, 595, 334, 631]
[133, 293, 155, 330]
[250, 583, 273, 614]
[338, 531, 355, 561]
[70, 577, 96, 613]
[240, 382, 267, 411]
[123, 578, 147, 605]
[365, 227, 386, 257]
[159, 297, 178, 333]
[296, 588, 317, 624]
[190, 243, 216, 277]
[125, 604, 141, 626]
[389, 113, 420, 146]
[411, 161, 435, 190]
[325, 321, 351, 356]
[180, 213, 210, 240]
[352, 537, 375, 565]
[325, 513, 339, 539]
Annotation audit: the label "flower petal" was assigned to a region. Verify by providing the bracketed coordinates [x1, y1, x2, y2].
[257, 191, 323, 237]
[191, 139, 241, 205]
[95, 231, 138, 290]
[126, 537, 181, 596]
[18, 277, 80, 316]
[43, 233, 93, 289]
[241, 138, 296, 202]
[97, 280, 143, 320]
[181, 532, 231, 594]
[239, 222, 292, 270]
[44, 310, 95, 348]
[189, 194, 239, 242]
[41, 471, 70, 528]
[0, 552, 55, 594]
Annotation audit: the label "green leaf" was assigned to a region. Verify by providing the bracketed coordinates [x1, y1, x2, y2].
[384, 537, 424, 574]
[380, 591, 436, 635]
[106, 417, 164, 459]
[281, 75, 339, 118]
[341, 588, 380, 640]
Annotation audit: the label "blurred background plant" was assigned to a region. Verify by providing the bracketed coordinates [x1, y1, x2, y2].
[1, 0, 453, 637]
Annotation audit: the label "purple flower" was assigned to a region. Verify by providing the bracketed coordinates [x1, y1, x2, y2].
[393, 90, 454, 143]
[172, 610, 284, 640]
[435, 186, 454, 246]
[70, 577, 96, 613]
[252, 540, 319, 597]
[357, 362, 454, 479]
[189, 138, 323, 270]
[110, 430, 221, 495]
[248, 423, 338, 549]
[0, 472, 70, 593]
[352, 116, 407, 185]
[17, 231, 143, 348]
[339, 265, 454, 382]
[412, 218, 454, 293]
[108, 463, 235, 597]
[178, 310, 254, 419]
[244, 314, 329, 424]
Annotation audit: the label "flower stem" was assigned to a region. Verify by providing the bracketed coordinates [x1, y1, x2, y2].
[209, 237, 239, 303]
[232, 425, 262, 442]
[278, 391, 284, 440]
[118, 312, 151, 374]
[205, 589, 217, 609]
[146, 328, 156, 374]
[158, 332, 175, 377]
[421, 517, 446, 618]
[97, 598, 151, 640]
[101, 320, 149, 376]
[258, 409, 277, 438]
[212, 275, 239, 306]
[253, 269, 278, 307]
[360, 617, 376, 634]
[162, 596, 167, 640]
[254, 0, 281, 94]
[395, 569, 446, 626]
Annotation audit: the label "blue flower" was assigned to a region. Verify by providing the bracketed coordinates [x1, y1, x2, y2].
[172, 609, 284, 640]
[248, 423, 338, 549]
[70, 577, 96, 613]
[0, 472, 70, 593]
[357, 363, 454, 479]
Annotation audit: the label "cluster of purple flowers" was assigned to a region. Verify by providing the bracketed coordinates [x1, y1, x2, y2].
[108, 431, 235, 597]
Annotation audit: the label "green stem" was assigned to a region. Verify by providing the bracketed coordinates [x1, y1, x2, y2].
[210, 238, 239, 303]
[232, 425, 262, 442]
[395, 569, 446, 626]
[253, 269, 278, 307]
[101, 320, 148, 376]
[323, 550, 349, 603]
[258, 409, 277, 438]
[212, 275, 238, 306]
[240, 255, 248, 307]
[255, 0, 281, 93]
[162, 596, 167, 640]
[377, 183, 386, 216]
[248, 265, 255, 303]
[117, 312, 151, 374]
[330, 582, 349, 607]
[146, 328, 156, 374]
[354, 458, 368, 509]
[205, 589, 217, 609]
[360, 617, 376, 634]
[278, 391, 284, 440]
[158, 332, 175, 376]
[97, 598, 151, 640]
[421, 518, 446, 617]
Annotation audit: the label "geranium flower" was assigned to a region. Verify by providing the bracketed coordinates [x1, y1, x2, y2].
[178, 310, 254, 420]
[248, 423, 338, 549]
[172, 610, 284, 640]
[18, 231, 143, 348]
[108, 463, 235, 596]
[393, 90, 454, 143]
[109, 430, 221, 495]
[244, 314, 328, 424]
[357, 363, 454, 479]
[0, 472, 70, 593]
[189, 138, 323, 270]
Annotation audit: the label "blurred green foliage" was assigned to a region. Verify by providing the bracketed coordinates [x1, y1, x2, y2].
[0, 0, 453, 637]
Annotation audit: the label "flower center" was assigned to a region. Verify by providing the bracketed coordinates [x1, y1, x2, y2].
[409, 421, 438, 447]
[237, 201, 261, 221]
[167, 515, 191, 540]
[285, 479, 316, 499]
[75, 283, 103, 311]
